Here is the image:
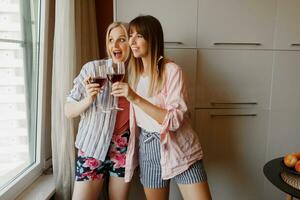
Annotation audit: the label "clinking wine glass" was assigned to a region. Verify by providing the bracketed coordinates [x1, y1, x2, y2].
[107, 61, 125, 111]
[90, 60, 107, 112]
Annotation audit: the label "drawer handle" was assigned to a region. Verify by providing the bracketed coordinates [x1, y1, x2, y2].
[291, 44, 300, 46]
[210, 113, 257, 117]
[0, 38, 25, 44]
[213, 42, 261, 46]
[164, 41, 183, 45]
[210, 101, 257, 105]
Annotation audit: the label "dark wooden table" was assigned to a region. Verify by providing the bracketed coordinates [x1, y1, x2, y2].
[263, 157, 300, 199]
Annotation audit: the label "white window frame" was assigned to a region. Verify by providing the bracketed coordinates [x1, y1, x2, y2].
[0, 0, 49, 199]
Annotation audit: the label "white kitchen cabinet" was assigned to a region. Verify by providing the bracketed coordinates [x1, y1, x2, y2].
[113, 1, 300, 199]
[274, 0, 300, 50]
[196, 50, 273, 109]
[197, 0, 276, 49]
[264, 51, 300, 199]
[195, 108, 268, 200]
[114, 0, 198, 48]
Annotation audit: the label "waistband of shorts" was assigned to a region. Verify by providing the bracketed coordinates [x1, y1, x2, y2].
[139, 127, 159, 135]
[139, 127, 160, 143]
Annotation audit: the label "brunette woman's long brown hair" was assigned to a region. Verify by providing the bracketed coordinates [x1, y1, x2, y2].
[128, 15, 167, 97]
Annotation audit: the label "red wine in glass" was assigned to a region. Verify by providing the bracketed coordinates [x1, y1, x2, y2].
[106, 61, 125, 111]
[107, 74, 124, 83]
[91, 60, 107, 112]
[90, 76, 107, 87]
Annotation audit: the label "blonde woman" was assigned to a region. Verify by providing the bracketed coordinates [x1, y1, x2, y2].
[65, 22, 131, 200]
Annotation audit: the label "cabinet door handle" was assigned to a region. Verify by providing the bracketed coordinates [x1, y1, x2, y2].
[210, 113, 257, 117]
[210, 101, 257, 105]
[291, 44, 300, 46]
[164, 41, 183, 45]
[213, 42, 261, 46]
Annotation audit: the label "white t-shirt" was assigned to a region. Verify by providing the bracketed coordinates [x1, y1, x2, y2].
[133, 76, 162, 133]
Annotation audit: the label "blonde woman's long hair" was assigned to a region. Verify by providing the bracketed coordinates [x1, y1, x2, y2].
[128, 15, 167, 97]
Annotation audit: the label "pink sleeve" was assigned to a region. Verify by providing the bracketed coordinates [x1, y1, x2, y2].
[161, 64, 188, 133]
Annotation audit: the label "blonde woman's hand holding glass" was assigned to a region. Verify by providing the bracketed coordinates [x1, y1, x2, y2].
[83, 76, 101, 103]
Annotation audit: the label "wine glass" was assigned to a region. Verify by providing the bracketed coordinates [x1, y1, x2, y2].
[106, 61, 125, 111]
[90, 60, 107, 112]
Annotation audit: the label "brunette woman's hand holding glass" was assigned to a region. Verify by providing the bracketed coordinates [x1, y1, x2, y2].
[111, 81, 138, 102]
[111, 81, 168, 124]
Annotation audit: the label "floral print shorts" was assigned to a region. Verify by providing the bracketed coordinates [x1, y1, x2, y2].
[75, 130, 129, 181]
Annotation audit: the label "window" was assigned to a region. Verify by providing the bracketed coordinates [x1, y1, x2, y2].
[0, 0, 43, 198]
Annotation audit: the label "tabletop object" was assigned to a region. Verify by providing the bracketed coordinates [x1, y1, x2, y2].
[263, 157, 300, 199]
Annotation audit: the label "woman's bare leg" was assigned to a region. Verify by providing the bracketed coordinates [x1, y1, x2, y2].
[178, 182, 212, 200]
[108, 176, 130, 200]
[72, 179, 104, 200]
[143, 187, 169, 200]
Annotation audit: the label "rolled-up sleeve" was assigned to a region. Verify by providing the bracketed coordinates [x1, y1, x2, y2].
[161, 65, 188, 132]
[66, 64, 88, 102]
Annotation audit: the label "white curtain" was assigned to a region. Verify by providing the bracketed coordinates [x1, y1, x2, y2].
[51, 0, 99, 199]
[51, 0, 76, 199]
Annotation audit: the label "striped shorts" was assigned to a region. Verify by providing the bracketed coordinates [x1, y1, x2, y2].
[139, 128, 207, 188]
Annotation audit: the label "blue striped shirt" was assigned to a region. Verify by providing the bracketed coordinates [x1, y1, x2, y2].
[66, 60, 117, 161]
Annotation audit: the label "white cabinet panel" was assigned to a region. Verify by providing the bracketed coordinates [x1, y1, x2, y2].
[197, 0, 276, 49]
[266, 110, 300, 161]
[271, 51, 300, 109]
[196, 50, 273, 109]
[115, 0, 198, 48]
[274, 0, 300, 50]
[195, 109, 268, 200]
[165, 49, 197, 108]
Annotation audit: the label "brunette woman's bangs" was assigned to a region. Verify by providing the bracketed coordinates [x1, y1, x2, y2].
[129, 18, 149, 41]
